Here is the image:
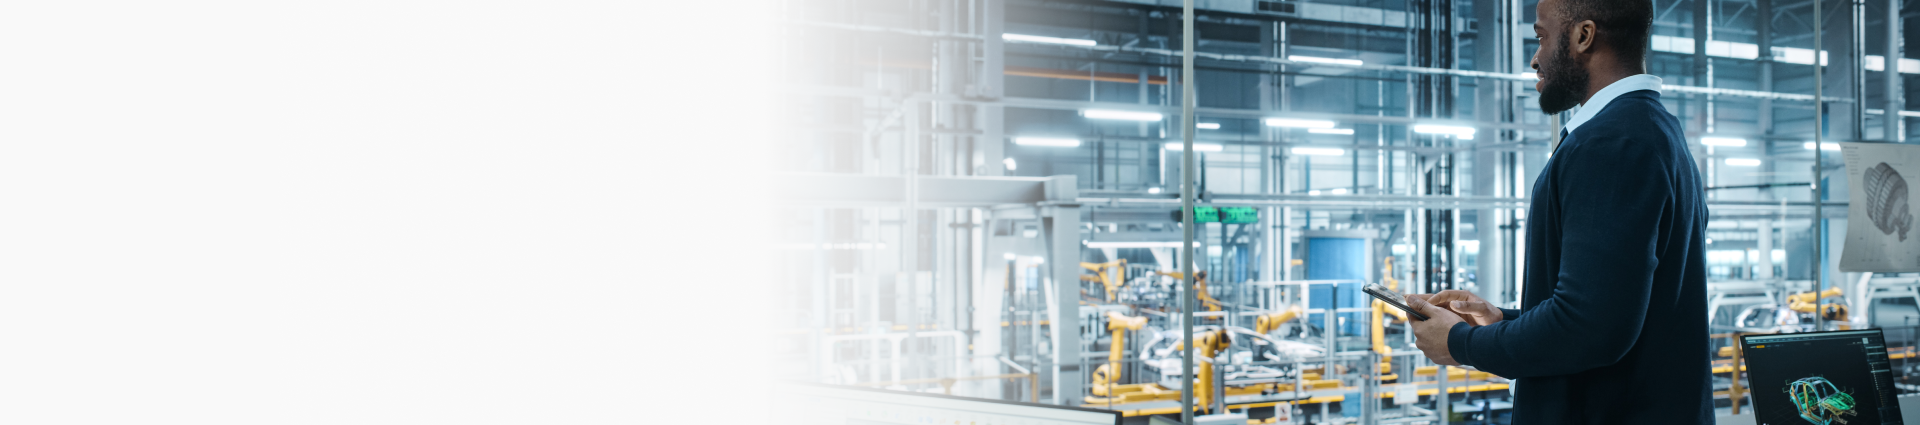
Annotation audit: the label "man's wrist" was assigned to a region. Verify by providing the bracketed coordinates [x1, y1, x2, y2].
[1446, 321, 1476, 366]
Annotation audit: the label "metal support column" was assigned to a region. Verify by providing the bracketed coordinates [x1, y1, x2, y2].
[1759, 0, 1776, 138]
[1474, 0, 1511, 304]
[1179, 0, 1198, 422]
[1887, 0, 1905, 142]
[1044, 176, 1083, 404]
[1694, 0, 1715, 133]
[976, 0, 1005, 177]
[1814, 0, 1826, 331]
[1852, 0, 1867, 141]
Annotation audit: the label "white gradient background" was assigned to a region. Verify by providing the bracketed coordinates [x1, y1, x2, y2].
[0, 1, 770, 423]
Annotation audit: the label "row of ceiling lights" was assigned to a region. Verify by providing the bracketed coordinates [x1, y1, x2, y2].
[1004, 35, 1815, 170]
[1003, 34, 1364, 67]
[1027, 113, 1833, 170]
[1698, 137, 1845, 167]
[1003, 34, 1502, 162]
[1004, 33, 1552, 81]
[1013, 109, 1477, 157]
[998, 35, 1847, 184]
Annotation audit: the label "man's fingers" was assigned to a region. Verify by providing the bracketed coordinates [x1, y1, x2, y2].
[1429, 290, 1480, 305]
[1450, 300, 1496, 316]
[1406, 296, 1448, 317]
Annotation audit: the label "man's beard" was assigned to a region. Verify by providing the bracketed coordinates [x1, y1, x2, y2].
[1537, 34, 1589, 115]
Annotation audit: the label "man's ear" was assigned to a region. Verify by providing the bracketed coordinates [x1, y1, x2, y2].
[1571, 20, 1597, 55]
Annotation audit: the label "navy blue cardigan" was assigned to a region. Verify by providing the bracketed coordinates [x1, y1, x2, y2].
[1446, 90, 1713, 424]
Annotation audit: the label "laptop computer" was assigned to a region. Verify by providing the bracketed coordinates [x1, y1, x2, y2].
[1742, 329, 1906, 425]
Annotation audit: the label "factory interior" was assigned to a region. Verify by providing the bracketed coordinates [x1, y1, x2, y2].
[772, 0, 1920, 423]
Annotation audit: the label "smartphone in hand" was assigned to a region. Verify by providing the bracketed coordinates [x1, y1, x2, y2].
[1362, 283, 1429, 321]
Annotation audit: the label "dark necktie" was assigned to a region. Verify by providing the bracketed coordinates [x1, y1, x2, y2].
[1551, 128, 1567, 156]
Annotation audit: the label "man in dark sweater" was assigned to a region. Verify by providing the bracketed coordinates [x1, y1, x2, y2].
[1402, 0, 1712, 423]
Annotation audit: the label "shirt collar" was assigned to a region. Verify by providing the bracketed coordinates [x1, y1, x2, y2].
[1562, 74, 1663, 135]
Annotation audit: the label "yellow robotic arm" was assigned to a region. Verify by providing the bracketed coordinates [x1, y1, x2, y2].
[1170, 329, 1232, 412]
[1255, 305, 1303, 335]
[1786, 286, 1844, 305]
[1372, 299, 1411, 358]
[1090, 312, 1148, 396]
[1786, 286, 1849, 327]
[1081, 260, 1128, 301]
[1374, 258, 1409, 361]
[1155, 271, 1223, 312]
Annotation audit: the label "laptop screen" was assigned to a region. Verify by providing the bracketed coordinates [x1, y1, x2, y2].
[1742, 329, 1905, 425]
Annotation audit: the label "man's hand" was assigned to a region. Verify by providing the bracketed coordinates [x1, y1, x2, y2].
[1408, 290, 1504, 326]
[1406, 295, 1466, 366]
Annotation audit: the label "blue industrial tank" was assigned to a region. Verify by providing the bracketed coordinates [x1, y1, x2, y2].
[1304, 231, 1373, 336]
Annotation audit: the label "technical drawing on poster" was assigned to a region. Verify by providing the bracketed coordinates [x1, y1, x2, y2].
[1841, 142, 1920, 272]
[1863, 163, 1912, 241]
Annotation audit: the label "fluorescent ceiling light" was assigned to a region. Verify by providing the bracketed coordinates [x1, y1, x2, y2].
[1308, 190, 1322, 196]
[1309, 128, 1356, 135]
[1413, 124, 1477, 138]
[1082, 109, 1163, 121]
[1148, 187, 1162, 194]
[1014, 137, 1081, 147]
[781, 243, 888, 250]
[1002, 33, 1096, 46]
[1002, 157, 1017, 170]
[1804, 142, 1841, 151]
[1084, 241, 1190, 249]
[1288, 55, 1364, 66]
[1701, 137, 1748, 147]
[1264, 118, 1337, 128]
[1004, 253, 1018, 260]
[1869, 109, 1920, 117]
[1291, 147, 1346, 156]
[1725, 158, 1763, 166]
[1164, 142, 1224, 152]
[1196, 122, 1221, 130]
[1521, 72, 1539, 80]
[1330, 188, 1349, 195]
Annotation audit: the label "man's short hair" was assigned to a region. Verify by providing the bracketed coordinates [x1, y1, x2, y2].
[1560, 0, 1653, 64]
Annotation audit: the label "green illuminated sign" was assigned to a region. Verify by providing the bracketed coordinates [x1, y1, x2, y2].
[1171, 206, 1221, 223]
[1221, 207, 1259, 224]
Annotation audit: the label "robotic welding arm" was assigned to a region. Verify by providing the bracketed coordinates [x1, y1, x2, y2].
[1090, 312, 1147, 396]
[1254, 305, 1303, 335]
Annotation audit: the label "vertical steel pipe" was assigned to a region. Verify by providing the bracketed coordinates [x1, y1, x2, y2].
[1179, 0, 1198, 422]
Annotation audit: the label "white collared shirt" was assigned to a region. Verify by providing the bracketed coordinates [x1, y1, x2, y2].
[1561, 74, 1664, 135]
